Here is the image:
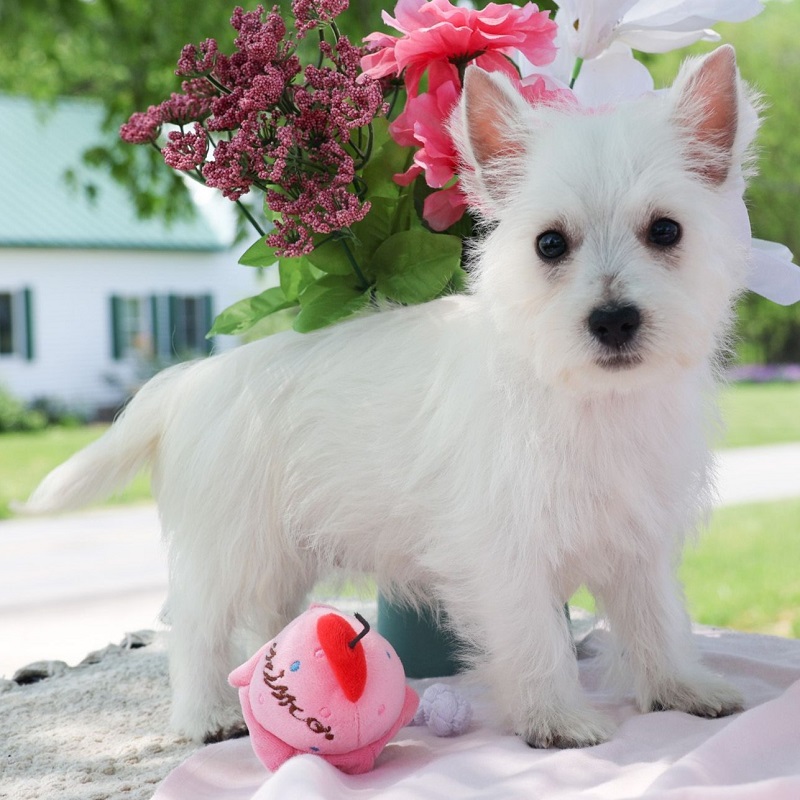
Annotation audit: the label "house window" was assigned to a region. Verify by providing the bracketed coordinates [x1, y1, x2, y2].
[110, 296, 153, 360]
[0, 288, 34, 359]
[169, 295, 212, 357]
[111, 293, 213, 361]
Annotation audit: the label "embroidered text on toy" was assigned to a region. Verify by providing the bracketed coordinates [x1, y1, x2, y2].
[262, 643, 335, 741]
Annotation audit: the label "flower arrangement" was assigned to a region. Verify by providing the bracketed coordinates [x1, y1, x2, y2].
[121, 0, 800, 337]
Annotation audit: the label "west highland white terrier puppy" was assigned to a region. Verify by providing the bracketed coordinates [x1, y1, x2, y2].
[24, 45, 756, 748]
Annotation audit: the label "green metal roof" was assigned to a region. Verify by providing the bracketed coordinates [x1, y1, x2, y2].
[0, 94, 230, 251]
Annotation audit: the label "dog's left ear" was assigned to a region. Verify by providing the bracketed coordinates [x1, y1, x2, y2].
[671, 45, 756, 186]
[450, 67, 534, 213]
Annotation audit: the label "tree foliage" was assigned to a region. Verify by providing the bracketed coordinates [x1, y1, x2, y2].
[648, 2, 800, 363]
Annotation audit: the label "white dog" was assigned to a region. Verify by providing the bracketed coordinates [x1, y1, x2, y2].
[24, 45, 755, 748]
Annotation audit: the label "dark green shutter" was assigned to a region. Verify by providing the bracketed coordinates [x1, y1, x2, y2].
[110, 295, 124, 360]
[168, 294, 180, 357]
[22, 287, 34, 360]
[150, 295, 159, 359]
[203, 294, 213, 354]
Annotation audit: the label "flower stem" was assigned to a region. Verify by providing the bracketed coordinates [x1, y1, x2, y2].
[363, 122, 375, 164]
[337, 237, 369, 290]
[317, 28, 325, 69]
[236, 200, 266, 237]
[386, 83, 402, 120]
[206, 74, 231, 95]
[569, 57, 584, 89]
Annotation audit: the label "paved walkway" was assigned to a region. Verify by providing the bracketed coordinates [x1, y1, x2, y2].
[2, 444, 799, 679]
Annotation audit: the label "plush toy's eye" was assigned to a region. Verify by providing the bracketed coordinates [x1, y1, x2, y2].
[648, 218, 681, 247]
[537, 230, 568, 260]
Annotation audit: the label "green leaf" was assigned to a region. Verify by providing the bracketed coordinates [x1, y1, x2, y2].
[306, 239, 359, 276]
[294, 275, 371, 333]
[448, 265, 470, 295]
[361, 132, 414, 200]
[279, 256, 319, 301]
[367, 116, 392, 153]
[207, 286, 296, 337]
[370, 230, 462, 304]
[350, 195, 400, 264]
[238, 237, 278, 268]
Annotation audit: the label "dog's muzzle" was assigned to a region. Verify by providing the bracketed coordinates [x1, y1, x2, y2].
[587, 304, 643, 369]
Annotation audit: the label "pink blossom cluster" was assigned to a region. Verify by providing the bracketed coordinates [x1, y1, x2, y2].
[121, 4, 385, 257]
[119, 81, 215, 145]
[292, 0, 349, 39]
[361, 0, 565, 230]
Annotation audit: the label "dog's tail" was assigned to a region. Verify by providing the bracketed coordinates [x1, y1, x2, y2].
[16, 364, 187, 515]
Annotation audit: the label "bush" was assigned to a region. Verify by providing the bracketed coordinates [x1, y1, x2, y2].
[0, 386, 47, 433]
[28, 397, 88, 428]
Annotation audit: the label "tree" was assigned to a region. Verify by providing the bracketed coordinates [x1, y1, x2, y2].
[648, 3, 800, 363]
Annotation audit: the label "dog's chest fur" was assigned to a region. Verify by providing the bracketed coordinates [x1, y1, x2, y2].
[182, 295, 714, 603]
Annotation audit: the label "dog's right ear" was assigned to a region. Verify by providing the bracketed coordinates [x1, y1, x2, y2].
[451, 67, 534, 213]
[671, 45, 759, 186]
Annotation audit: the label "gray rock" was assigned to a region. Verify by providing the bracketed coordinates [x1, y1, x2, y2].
[13, 660, 70, 685]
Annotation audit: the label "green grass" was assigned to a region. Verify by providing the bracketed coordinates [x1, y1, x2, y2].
[0, 424, 152, 519]
[570, 498, 800, 638]
[719, 382, 800, 449]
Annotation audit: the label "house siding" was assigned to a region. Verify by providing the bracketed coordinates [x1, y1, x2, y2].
[0, 247, 263, 411]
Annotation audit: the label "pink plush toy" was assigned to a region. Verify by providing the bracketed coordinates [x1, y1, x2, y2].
[228, 605, 419, 775]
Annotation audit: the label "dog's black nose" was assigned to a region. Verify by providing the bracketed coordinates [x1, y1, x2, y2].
[588, 305, 641, 349]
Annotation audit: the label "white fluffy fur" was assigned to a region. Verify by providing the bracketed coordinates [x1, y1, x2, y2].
[24, 47, 758, 747]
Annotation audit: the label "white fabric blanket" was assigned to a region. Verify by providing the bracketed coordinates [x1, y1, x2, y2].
[153, 627, 800, 799]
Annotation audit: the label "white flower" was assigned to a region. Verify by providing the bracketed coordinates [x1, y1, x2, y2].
[518, 25, 654, 107]
[556, 0, 764, 60]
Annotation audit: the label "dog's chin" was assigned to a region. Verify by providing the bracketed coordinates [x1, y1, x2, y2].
[553, 347, 672, 394]
[595, 352, 644, 372]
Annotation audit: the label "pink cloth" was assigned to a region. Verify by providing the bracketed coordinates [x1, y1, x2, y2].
[153, 627, 800, 799]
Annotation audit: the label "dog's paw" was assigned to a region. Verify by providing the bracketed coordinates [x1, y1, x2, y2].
[520, 707, 614, 749]
[203, 721, 249, 744]
[644, 675, 743, 719]
[171, 701, 246, 743]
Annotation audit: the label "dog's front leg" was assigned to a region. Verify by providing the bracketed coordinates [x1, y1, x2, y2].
[466, 567, 613, 749]
[595, 547, 743, 718]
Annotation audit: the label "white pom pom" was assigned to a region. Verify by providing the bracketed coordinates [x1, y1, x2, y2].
[418, 683, 472, 737]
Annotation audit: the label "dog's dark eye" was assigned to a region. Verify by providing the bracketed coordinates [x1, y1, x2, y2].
[648, 218, 681, 247]
[537, 231, 568, 260]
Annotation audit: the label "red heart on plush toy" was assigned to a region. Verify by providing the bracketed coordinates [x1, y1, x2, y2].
[317, 613, 368, 703]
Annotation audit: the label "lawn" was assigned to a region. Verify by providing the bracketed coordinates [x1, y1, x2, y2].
[718, 382, 800, 448]
[0, 425, 152, 519]
[569, 497, 800, 637]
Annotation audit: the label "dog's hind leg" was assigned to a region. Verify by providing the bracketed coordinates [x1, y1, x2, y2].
[166, 562, 246, 743]
[166, 537, 319, 743]
[246, 555, 320, 648]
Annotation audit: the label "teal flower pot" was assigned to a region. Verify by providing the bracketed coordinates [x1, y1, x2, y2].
[377, 595, 463, 679]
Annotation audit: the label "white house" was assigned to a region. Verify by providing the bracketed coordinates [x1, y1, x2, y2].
[0, 95, 263, 414]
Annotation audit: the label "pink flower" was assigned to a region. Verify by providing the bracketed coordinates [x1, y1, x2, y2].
[361, 0, 558, 95]
[423, 184, 468, 231]
[119, 107, 162, 144]
[390, 70, 459, 190]
[293, 0, 350, 38]
[162, 124, 210, 171]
